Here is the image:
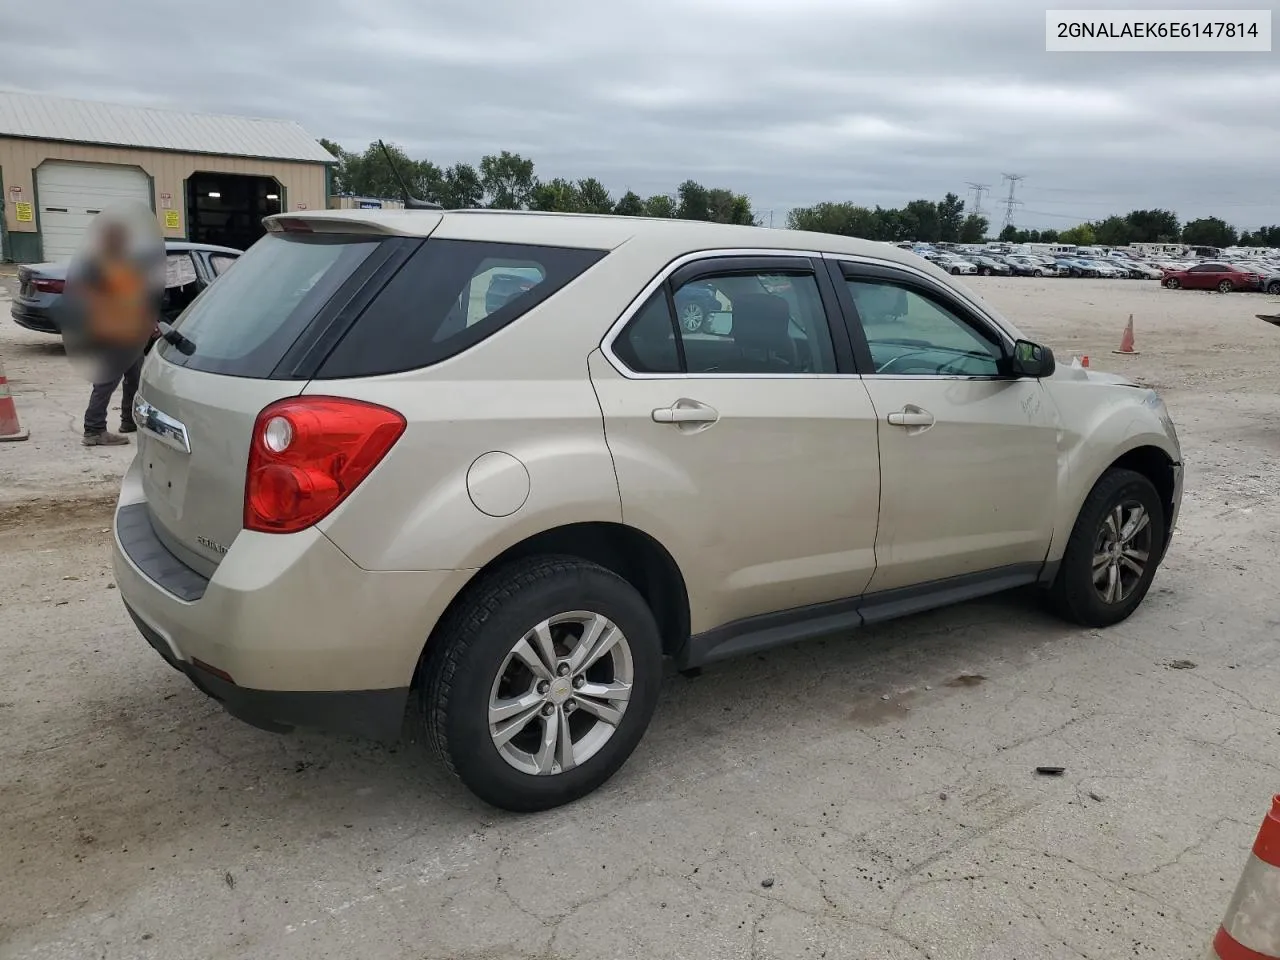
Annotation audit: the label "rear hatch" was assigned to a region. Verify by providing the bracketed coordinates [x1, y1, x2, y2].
[135, 218, 435, 576]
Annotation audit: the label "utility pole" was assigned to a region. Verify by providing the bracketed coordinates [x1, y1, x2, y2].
[965, 182, 991, 219]
[1000, 173, 1025, 230]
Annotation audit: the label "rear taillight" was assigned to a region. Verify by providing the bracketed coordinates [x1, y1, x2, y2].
[33, 278, 64, 294]
[244, 397, 406, 534]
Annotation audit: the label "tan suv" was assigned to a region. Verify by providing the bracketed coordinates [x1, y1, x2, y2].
[113, 210, 1183, 811]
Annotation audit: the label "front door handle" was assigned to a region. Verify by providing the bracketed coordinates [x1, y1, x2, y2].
[652, 399, 719, 425]
[887, 406, 935, 428]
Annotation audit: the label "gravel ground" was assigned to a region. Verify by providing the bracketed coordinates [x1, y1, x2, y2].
[1, 277, 1278, 960]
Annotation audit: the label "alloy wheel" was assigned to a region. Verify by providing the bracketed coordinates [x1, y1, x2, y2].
[680, 303, 704, 333]
[1092, 501, 1153, 605]
[488, 611, 634, 776]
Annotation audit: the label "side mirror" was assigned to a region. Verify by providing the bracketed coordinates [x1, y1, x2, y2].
[1008, 339, 1055, 378]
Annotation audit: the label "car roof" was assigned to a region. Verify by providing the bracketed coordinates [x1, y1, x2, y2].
[267, 208, 934, 267]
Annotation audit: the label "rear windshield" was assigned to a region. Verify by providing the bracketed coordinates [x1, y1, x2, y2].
[160, 233, 381, 378]
[160, 233, 606, 380]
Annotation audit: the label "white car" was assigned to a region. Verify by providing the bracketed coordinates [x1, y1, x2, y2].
[936, 256, 979, 276]
[111, 209, 1184, 810]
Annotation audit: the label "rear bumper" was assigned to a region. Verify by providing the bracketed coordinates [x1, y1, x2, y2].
[112, 461, 473, 741]
[10, 302, 59, 334]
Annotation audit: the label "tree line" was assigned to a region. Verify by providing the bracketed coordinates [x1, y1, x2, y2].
[319, 139, 755, 224]
[321, 139, 1280, 249]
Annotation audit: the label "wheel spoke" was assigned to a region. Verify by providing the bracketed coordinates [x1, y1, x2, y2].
[1107, 506, 1123, 541]
[1123, 547, 1149, 564]
[577, 680, 631, 705]
[510, 638, 554, 682]
[489, 689, 543, 725]
[1120, 555, 1144, 576]
[568, 616, 622, 674]
[492, 702, 544, 748]
[574, 693, 625, 727]
[529, 621, 559, 675]
[1092, 551, 1111, 581]
[1120, 506, 1149, 543]
[555, 709, 575, 772]
[1106, 561, 1121, 603]
[533, 712, 559, 774]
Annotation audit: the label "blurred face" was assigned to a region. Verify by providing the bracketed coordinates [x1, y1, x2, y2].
[100, 224, 127, 258]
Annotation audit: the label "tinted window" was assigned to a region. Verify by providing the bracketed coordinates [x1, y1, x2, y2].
[612, 292, 680, 374]
[672, 270, 836, 374]
[846, 279, 1003, 377]
[317, 240, 606, 378]
[161, 233, 380, 377]
[209, 254, 238, 276]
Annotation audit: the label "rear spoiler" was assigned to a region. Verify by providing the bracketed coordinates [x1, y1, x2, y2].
[262, 210, 443, 238]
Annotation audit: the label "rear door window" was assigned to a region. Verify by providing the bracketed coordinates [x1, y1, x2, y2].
[160, 233, 384, 378]
[315, 240, 606, 378]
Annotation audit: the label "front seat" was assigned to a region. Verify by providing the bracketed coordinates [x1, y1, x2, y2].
[731, 294, 796, 372]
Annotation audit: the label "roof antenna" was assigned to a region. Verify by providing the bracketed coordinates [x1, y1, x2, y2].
[377, 139, 442, 210]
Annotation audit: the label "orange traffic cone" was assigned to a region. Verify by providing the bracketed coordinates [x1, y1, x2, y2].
[1206, 795, 1280, 959]
[1113, 314, 1139, 355]
[0, 353, 29, 442]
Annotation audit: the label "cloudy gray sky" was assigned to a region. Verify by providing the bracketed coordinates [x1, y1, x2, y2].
[3, 0, 1277, 229]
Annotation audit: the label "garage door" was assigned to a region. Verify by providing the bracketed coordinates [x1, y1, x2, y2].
[36, 162, 152, 262]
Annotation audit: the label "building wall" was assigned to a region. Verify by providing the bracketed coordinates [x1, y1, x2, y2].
[0, 137, 327, 261]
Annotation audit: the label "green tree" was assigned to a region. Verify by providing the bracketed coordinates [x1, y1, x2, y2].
[439, 163, 483, 208]
[959, 213, 989, 243]
[1181, 216, 1237, 248]
[318, 138, 353, 194]
[1124, 209, 1180, 243]
[480, 151, 537, 209]
[576, 178, 614, 214]
[1040, 228, 1060, 243]
[676, 180, 711, 221]
[1058, 223, 1096, 246]
[644, 194, 677, 218]
[705, 187, 755, 225]
[1250, 225, 1280, 246]
[998, 224, 1020, 242]
[937, 193, 965, 243]
[1092, 215, 1133, 247]
[901, 200, 940, 242]
[530, 177, 581, 212]
[613, 191, 646, 217]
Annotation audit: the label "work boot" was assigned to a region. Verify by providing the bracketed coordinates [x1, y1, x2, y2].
[83, 431, 129, 446]
[119, 420, 137, 434]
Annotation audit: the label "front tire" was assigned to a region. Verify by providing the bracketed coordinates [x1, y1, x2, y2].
[1165, 277, 1180, 289]
[1048, 469, 1166, 628]
[422, 557, 662, 812]
[950, 267, 961, 275]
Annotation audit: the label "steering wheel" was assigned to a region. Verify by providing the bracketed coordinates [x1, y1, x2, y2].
[876, 350, 939, 375]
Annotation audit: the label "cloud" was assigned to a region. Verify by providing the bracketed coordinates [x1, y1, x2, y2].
[2, 0, 1276, 228]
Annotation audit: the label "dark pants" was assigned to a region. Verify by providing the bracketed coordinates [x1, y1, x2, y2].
[84, 355, 143, 435]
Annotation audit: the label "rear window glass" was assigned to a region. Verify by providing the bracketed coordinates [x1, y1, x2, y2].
[160, 233, 380, 377]
[315, 239, 606, 379]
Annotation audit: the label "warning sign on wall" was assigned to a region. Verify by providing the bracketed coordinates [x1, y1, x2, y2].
[296, 202, 308, 210]
[8, 185, 21, 202]
[160, 192, 172, 209]
[164, 209, 180, 230]
[14, 202, 33, 223]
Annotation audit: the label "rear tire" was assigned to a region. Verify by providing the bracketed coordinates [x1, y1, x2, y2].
[422, 556, 662, 812]
[1218, 279, 1234, 293]
[1048, 469, 1166, 628]
[1267, 280, 1280, 296]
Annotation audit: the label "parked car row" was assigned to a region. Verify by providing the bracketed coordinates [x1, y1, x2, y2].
[914, 248, 1165, 281]
[1161, 260, 1280, 295]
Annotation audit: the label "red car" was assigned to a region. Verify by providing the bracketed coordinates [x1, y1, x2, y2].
[1162, 262, 1261, 292]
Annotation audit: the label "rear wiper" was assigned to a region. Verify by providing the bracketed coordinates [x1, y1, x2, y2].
[158, 322, 197, 356]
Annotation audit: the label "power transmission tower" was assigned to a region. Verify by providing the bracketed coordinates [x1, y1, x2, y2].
[965, 182, 991, 219]
[1000, 173, 1025, 229]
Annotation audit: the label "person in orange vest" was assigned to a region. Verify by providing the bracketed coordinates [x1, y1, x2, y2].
[66, 219, 163, 446]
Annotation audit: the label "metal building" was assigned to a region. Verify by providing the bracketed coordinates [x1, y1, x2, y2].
[0, 91, 333, 263]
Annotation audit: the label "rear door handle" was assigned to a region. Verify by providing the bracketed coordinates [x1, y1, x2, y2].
[652, 399, 719, 424]
[887, 406, 935, 428]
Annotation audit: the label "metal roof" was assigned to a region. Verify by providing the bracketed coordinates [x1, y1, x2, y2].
[0, 90, 334, 164]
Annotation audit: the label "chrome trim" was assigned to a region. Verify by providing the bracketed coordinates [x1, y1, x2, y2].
[598, 246, 1022, 382]
[599, 247, 828, 381]
[133, 397, 191, 454]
